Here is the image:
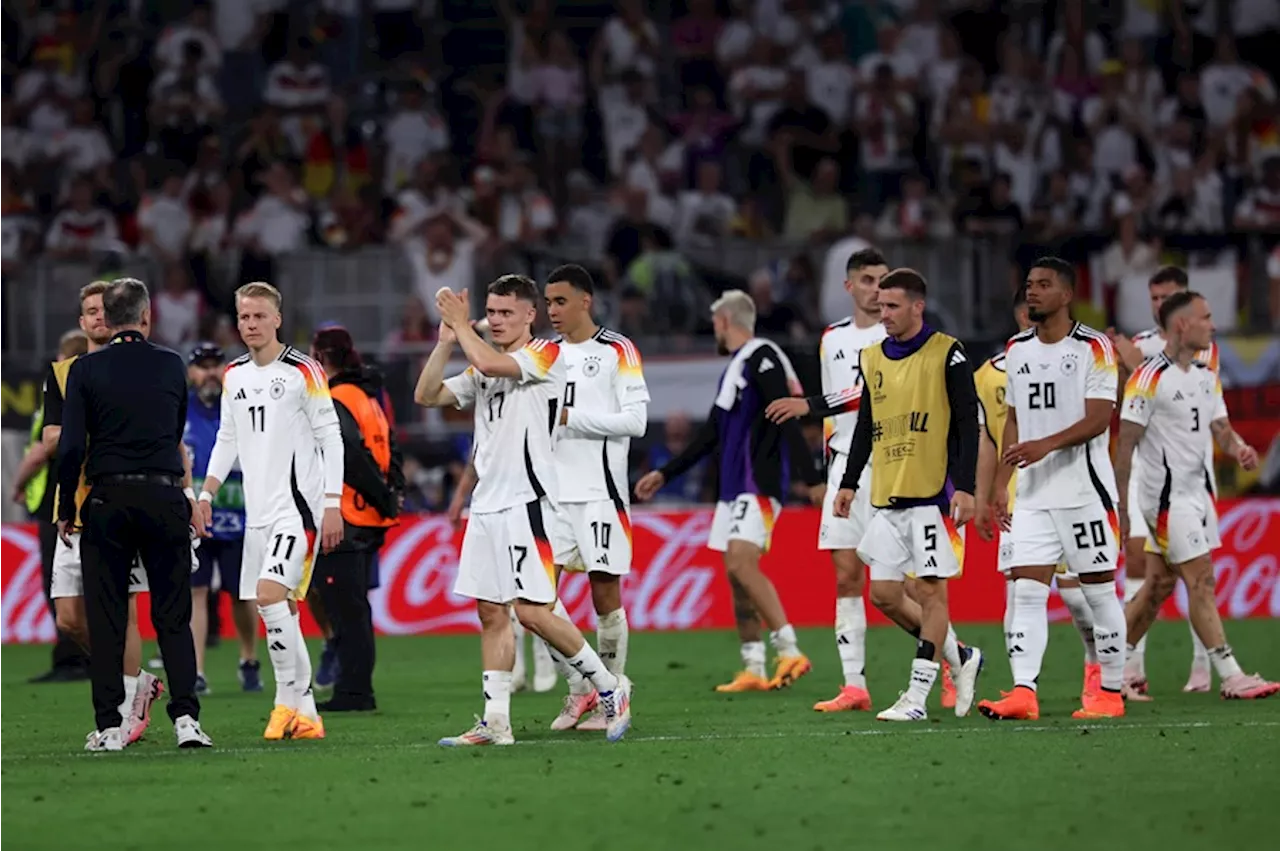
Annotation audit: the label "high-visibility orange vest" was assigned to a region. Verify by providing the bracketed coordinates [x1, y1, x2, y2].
[330, 383, 396, 529]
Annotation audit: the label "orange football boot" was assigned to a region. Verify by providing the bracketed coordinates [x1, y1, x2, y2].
[1082, 662, 1102, 701]
[291, 713, 326, 739]
[940, 662, 957, 709]
[813, 685, 872, 712]
[977, 685, 1040, 720]
[264, 705, 297, 740]
[1073, 689, 1125, 718]
[769, 655, 812, 690]
[715, 671, 771, 692]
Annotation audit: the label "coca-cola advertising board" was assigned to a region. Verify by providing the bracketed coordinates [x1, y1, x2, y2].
[3, 500, 1278, 642]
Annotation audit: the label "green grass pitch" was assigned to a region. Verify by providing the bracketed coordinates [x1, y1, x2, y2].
[4, 621, 1279, 851]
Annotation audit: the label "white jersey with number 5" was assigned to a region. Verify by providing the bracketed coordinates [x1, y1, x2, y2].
[443, 338, 565, 514]
[556, 328, 650, 504]
[1005, 323, 1119, 510]
[206, 347, 343, 528]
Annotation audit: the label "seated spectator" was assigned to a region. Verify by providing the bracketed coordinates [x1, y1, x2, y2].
[675, 160, 737, 248]
[383, 81, 452, 195]
[781, 155, 847, 243]
[137, 166, 194, 267]
[303, 95, 372, 201]
[749, 267, 807, 343]
[264, 37, 331, 152]
[44, 176, 122, 259]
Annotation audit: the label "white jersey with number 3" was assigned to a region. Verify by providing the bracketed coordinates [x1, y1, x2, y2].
[1005, 323, 1119, 510]
[207, 347, 344, 528]
[556, 328, 650, 504]
[444, 339, 565, 514]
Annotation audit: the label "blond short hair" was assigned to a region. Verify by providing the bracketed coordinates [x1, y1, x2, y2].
[710, 289, 756, 332]
[58, 329, 89, 359]
[235, 281, 283, 313]
[79, 280, 110, 312]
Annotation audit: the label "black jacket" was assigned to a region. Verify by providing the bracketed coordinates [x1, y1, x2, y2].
[330, 367, 404, 551]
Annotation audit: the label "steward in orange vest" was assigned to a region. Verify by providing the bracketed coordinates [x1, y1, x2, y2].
[310, 327, 403, 711]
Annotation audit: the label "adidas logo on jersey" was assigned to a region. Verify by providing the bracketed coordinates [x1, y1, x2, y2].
[833, 350, 846, 361]
[234, 388, 247, 400]
[924, 556, 938, 569]
[596, 554, 610, 566]
[269, 563, 285, 576]
[1092, 552, 1109, 565]
[1173, 390, 1185, 401]
[1017, 364, 1031, 375]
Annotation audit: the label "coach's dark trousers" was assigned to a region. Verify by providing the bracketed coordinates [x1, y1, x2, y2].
[80, 482, 200, 730]
[39, 520, 90, 670]
[314, 547, 377, 702]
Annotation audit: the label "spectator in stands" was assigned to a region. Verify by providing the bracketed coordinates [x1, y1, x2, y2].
[383, 80, 451, 196]
[591, 0, 661, 110]
[44, 176, 122, 260]
[602, 68, 659, 177]
[155, 2, 221, 76]
[672, 0, 725, 93]
[303, 95, 372, 202]
[749, 267, 806, 343]
[15, 36, 85, 143]
[48, 100, 114, 192]
[264, 37, 331, 152]
[151, 263, 203, 350]
[799, 27, 857, 129]
[2, 171, 40, 275]
[604, 188, 661, 287]
[1201, 34, 1257, 129]
[668, 85, 737, 186]
[233, 161, 311, 283]
[876, 171, 952, 241]
[137, 166, 193, 268]
[149, 39, 224, 167]
[1027, 169, 1082, 244]
[780, 153, 846, 243]
[675, 159, 737, 249]
[1234, 155, 1280, 231]
[496, 153, 557, 246]
[395, 202, 489, 323]
[234, 107, 293, 199]
[561, 169, 615, 257]
[728, 37, 788, 154]
[530, 29, 587, 181]
[855, 61, 916, 214]
[1102, 196, 1161, 332]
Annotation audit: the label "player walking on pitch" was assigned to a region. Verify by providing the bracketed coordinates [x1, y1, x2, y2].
[198, 282, 346, 741]
[416, 275, 632, 745]
[830, 269, 985, 721]
[1110, 266, 1221, 694]
[973, 288, 1102, 703]
[542, 264, 649, 731]
[980, 258, 1128, 721]
[1116, 291, 1278, 700]
[635, 290, 821, 692]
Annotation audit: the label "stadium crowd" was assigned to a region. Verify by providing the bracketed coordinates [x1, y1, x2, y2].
[4, 0, 1279, 506]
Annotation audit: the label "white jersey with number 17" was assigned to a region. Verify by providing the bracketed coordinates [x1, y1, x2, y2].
[444, 338, 565, 514]
[1005, 323, 1119, 510]
[556, 328, 650, 504]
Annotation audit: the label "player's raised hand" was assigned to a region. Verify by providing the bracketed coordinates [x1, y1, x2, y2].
[320, 505, 344, 553]
[634, 470, 665, 502]
[764, 397, 810, 424]
[438, 318, 457, 344]
[1004, 438, 1051, 468]
[436, 288, 470, 329]
[1236, 442, 1259, 471]
[832, 488, 854, 518]
[950, 491, 975, 526]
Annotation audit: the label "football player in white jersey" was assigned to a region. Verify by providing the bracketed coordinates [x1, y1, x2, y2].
[415, 275, 632, 745]
[1111, 266, 1221, 693]
[542, 264, 649, 732]
[764, 248, 887, 711]
[1116, 292, 1278, 700]
[199, 282, 346, 742]
[980, 257, 1128, 721]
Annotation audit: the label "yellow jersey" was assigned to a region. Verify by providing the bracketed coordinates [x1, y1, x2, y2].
[51, 355, 92, 529]
[974, 351, 1016, 504]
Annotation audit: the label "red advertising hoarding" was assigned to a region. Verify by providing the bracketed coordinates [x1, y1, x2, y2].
[3, 499, 1277, 643]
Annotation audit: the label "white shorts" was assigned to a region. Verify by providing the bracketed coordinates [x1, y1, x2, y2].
[819, 452, 871, 551]
[242, 516, 318, 602]
[559, 499, 632, 576]
[51, 533, 150, 598]
[456, 498, 571, 604]
[1126, 473, 1151, 542]
[857, 505, 964, 582]
[708, 494, 781, 553]
[1143, 492, 1220, 565]
[1008, 503, 1119, 575]
[997, 537, 1077, 579]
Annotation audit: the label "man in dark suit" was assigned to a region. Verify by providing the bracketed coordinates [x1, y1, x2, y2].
[57, 277, 214, 751]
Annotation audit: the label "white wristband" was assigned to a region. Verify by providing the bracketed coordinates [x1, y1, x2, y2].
[198, 491, 213, 504]
[183, 487, 196, 501]
[324, 495, 341, 509]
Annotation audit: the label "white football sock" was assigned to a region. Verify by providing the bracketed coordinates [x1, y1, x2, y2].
[259, 601, 298, 708]
[1008, 579, 1050, 691]
[741, 641, 767, 678]
[509, 607, 527, 683]
[1208, 644, 1244, 680]
[565, 644, 618, 695]
[1081, 581, 1126, 691]
[941, 624, 963, 670]
[596, 607, 629, 675]
[1189, 618, 1209, 668]
[835, 597, 867, 689]
[482, 670, 512, 725]
[548, 600, 591, 695]
[770, 623, 800, 657]
[1123, 577, 1147, 669]
[120, 674, 138, 723]
[906, 658, 940, 703]
[293, 612, 317, 717]
[1058, 584, 1098, 664]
